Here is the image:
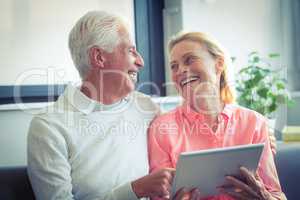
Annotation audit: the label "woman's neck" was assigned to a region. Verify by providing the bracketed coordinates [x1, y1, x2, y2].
[190, 97, 224, 131]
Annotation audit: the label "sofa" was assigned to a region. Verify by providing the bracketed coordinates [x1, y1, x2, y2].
[275, 142, 300, 200]
[0, 142, 299, 200]
[0, 167, 35, 200]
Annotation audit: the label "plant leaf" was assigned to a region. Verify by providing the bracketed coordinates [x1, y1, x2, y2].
[276, 81, 285, 90]
[253, 56, 260, 63]
[257, 88, 269, 98]
[269, 53, 280, 58]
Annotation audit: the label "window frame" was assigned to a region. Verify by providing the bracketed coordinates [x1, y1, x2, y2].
[134, 0, 166, 96]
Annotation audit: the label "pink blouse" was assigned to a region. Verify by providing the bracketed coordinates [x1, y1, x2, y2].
[148, 104, 285, 200]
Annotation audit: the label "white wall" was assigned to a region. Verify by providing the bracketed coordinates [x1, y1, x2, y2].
[0, 0, 134, 86]
[0, 109, 36, 166]
[164, 0, 283, 95]
[182, 0, 282, 67]
[0, 0, 134, 167]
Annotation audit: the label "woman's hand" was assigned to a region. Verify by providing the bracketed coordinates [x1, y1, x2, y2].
[173, 188, 201, 200]
[218, 166, 276, 200]
[132, 168, 175, 199]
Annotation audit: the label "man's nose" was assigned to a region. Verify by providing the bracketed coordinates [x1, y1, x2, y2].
[135, 51, 144, 68]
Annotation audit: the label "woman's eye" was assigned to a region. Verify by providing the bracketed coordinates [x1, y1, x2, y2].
[185, 56, 195, 65]
[170, 63, 178, 71]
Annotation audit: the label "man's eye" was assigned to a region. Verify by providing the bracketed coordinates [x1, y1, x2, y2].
[130, 48, 138, 55]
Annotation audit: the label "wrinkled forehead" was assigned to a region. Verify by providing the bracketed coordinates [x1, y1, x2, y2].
[118, 24, 134, 43]
[170, 40, 207, 61]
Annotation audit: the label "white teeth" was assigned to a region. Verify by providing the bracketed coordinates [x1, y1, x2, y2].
[128, 71, 137, 83]
[180, 77, 199, 86]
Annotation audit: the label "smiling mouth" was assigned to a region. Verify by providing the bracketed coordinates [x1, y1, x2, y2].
[180, 76, 200, 87]
[128, 71, 137, 83]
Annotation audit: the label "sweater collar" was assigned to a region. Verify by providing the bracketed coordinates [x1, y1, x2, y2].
[62, 84, 130, 115]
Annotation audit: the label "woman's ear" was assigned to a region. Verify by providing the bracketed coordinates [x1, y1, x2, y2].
[89, 46, 105, 68]
[215, 56, 224, 75]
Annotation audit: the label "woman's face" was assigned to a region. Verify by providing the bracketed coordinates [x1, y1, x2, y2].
[169, 40, 221, 104]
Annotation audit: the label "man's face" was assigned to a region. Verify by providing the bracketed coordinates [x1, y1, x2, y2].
[101, 26, 144, 96]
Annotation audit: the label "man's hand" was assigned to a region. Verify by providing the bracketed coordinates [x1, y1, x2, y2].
[218, 166, 276, 200]
[131, 168, 175, 199]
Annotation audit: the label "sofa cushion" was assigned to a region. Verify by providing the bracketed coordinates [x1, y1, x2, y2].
[0, 166, 35, 200]
[275, 142, 300, 200]
[0, 143, 298, 200]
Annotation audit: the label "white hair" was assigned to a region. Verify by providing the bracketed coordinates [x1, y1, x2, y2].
[68, 11, 125, 79]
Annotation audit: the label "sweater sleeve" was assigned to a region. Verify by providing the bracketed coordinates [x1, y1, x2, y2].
[109, 182, 139, 200]
[27, 116, 140, 200]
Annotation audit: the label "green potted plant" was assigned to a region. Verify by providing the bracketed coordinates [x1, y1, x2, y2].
[235, 52, 294, 124]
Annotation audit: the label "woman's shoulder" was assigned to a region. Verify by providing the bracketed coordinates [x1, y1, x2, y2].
[226, 104, 266, 122]
[150, 107, 180, 125]
[148, 107, 182, 142]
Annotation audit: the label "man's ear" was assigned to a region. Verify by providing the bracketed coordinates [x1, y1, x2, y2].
[89, 46, 105, 68]
[215, 56, 224, 75]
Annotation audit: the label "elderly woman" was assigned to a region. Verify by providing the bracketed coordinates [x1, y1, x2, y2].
[148, 32, 286, 200]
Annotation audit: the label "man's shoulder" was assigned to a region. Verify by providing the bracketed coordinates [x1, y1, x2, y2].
[130, 91, 160, 114]
[28, 98, 78, 141]
[30, 93, 77, 126]
[131, 91, 153, 102]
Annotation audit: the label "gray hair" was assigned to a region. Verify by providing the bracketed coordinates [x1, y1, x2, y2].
[68, 11, 124, 79]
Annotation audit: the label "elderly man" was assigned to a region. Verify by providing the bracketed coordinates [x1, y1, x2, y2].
[27, 11, 175, 200]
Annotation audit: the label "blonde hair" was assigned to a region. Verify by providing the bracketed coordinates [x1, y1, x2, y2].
[168, 32, 235, 104]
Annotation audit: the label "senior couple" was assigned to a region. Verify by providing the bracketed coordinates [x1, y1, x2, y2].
[27, 11, 286, 200]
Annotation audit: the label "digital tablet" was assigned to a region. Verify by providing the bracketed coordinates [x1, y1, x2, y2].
[171, 143, 264, 198]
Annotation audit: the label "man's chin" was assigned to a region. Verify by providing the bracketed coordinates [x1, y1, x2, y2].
[124, 79, 136, 93]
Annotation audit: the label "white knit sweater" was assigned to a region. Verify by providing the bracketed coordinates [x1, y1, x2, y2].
[27, 85, 159, 200]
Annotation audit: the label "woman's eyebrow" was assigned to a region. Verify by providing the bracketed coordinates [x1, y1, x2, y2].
[170, 51, 201, 63]
[182, 51, 200, 59]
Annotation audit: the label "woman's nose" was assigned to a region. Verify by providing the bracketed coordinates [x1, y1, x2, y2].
[177, 64, 188, 74]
